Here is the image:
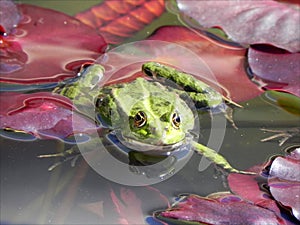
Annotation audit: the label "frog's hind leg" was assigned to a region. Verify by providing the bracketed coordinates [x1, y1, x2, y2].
[192, 141, 255, 175]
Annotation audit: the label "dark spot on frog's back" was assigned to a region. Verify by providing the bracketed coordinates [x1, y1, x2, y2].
[195, 99, 209, 109]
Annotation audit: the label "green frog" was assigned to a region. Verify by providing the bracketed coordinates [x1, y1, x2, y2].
[43, 62, 250, 174]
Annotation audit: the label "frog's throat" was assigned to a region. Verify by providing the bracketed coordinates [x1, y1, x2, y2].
[115, 131, 186, 154]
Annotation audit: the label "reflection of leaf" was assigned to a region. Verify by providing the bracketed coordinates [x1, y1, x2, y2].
[110, 188, 144, 225]
[75, 0, 165, 44]
[155, 192, 285, 225]
[176, 0, 300, 52]
[248, 47, 300, 97]
[0, 4, 106, 83]
[148, 25, 263, 102]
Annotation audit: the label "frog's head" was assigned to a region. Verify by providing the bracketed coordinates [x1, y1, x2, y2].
[114, 91, 195, 153]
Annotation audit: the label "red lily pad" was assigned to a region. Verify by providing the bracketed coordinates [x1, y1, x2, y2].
[0, 3, 107, 84]
[154, 192, 285, 225]
[228, 148, 300, 223]
[176, 0, 300, 52]
[228, 165, 282, 215]
[0, 0, 21, 34]
[248, 46, 300, 97]
[75, 0, 165, 44]
[0, 92, 96, 140]
[148, 25, 263, 102]
[268, 147, 300, 220]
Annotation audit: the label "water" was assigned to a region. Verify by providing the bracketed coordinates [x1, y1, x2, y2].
[1, 1, 299, 224]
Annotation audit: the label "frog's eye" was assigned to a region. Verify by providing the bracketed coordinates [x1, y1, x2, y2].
[134, 111, 147, 128]
[171, 112, 181, 129]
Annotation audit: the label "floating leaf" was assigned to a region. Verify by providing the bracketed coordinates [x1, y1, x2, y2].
[0, 4, 107, 84]
[269, 148, 300, 220]
[228, 148, 300, 223]
[154, 192, 285, 225]
[148, 25, 263, 102]
[263, 90, 300, 115]
[76, 0, 165, 44]
[0, 92, 96, 140]
[248, 46, 300, 97]
[228, 165, 282, 215]
[0, 0, 21, 34]
[176, 0, 300, 52]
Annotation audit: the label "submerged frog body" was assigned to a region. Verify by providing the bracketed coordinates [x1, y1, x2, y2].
[49, 62, 249, 174]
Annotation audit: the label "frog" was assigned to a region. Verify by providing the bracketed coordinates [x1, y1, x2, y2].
[41, 62, 251, 174]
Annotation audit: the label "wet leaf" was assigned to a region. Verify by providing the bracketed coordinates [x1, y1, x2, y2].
[268, 148, 300, 220]
[154, 192, 285, 225]
[0, 92, 96, 140]
[228, 148, 300, 223]
[228, 165, 282, 214]
[248, 46, 300, 97]
[0, 0, 21, 34]
[176, 0, 300, 52]
[263, 90, 300, 115]
[76, 0, 165, 44]
[148, 25, 263, 102]
[0, 4, 107, 83]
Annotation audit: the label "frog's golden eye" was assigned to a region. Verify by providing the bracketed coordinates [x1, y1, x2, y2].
[171, 112, 181, 129]
[134, 111, 147, 128]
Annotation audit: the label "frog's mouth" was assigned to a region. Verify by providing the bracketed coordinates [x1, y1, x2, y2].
[115, 131, 189, 155]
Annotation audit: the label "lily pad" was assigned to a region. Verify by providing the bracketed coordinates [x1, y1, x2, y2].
[0, 3, 107, 84]
[228, 148, 300, 223]
[148, 25, 263, 102]
[75, 0, 165, 44]
[176, 0, 300, 52]
[0, 0, 21, 34]
[268, 147, 300, 220]
[0, 92, 96, 140]
[154, 192, 285, 225]
[248, 46, 300, 97]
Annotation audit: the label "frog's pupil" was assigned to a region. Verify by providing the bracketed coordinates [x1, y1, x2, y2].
[172, 112, 181, 129]
[134, 111, 147, 128]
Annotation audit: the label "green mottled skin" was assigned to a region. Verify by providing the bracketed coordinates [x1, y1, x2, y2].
[142, 62, 223, 108]
[54, 62, 250, 174]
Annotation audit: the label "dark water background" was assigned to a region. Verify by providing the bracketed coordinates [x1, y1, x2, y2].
[1, 1, 299, 224]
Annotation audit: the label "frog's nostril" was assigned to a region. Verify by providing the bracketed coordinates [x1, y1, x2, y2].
[143, 68, 153, 77]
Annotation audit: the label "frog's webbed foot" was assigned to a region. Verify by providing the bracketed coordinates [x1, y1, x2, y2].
[37, 147, 81, 171]
[261, 128, 300, 146]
